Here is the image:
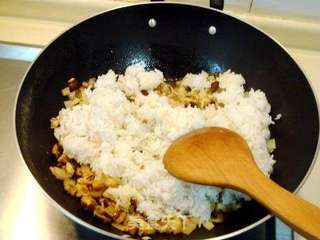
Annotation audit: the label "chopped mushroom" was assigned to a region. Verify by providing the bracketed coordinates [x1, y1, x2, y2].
[105, 205, 117, 218]
[103, 176, 121, 188]
[63, 179, 77, 196]
[67, 77, 78, 91]
[210, 81, 219, 92]
[267, 138, 276, 153]
[76, 165, 93, 177]
[211, 212, 224, 223]
[90, 190, 104, 198]
[57, 153, 69, 163]
[115, 211, 127, 224]
[75, 184, 89, 197]
[65, 162, 75, 177]
[94, 206, 112, 223]
[81, 195, 97, 210]
[167, 217, 182, 234]
[50, 166, 71, 180]
[112, 222, 128, 232]
[92, 179, 106, 191]
[50, 117, 60, 129]
[203, 221, 214, 230]
[182, 217, 198, 235]
[61, 87, 70, 96]
[51, 143, 61, 157]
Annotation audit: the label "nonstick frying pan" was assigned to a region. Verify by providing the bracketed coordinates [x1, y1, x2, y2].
[15, 3, 319, 239]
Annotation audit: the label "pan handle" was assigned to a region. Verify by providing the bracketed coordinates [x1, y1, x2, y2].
[210, 0, 224, 10]
[150, 0, 224, 10]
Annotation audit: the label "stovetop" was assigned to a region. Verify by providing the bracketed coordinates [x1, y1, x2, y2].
[1, 43, 317, 240]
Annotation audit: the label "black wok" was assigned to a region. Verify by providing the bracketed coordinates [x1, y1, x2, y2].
[15, 3, 319, 239]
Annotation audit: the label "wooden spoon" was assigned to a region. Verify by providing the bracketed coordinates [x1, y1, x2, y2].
[163, 127, 320, 240]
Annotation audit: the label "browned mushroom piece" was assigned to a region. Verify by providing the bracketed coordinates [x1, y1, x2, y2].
[88, 77, 96, 88]
[63, 179, 77, 196]
[94, 206, 112, 223]
[67, 77, 79, 91]
[141, 89, 149, 96]
[76, 165, 93, 177]
[51, 143, 61, 157]
[65, 162, 75, 177]
[167, 217, 182, 234]
[90, 190, 104, 198]
[50, 166, 70, 180]
[211, 212, 225, 223]
[182, 217, 198, 235]
[115, 211, 127, 224]
[82, 81, 89, 88]
[50, 117, 60, 129]
[81, 195, 97, 210]
[127, 226, 138, 235]
[75, 183, 90, 197]
[57, 153, 69, 163]
[210, 81, 220, 92]
[112, 222, 129, 232]
[92, 179, 106, 191]
[103, 176, 121, 188]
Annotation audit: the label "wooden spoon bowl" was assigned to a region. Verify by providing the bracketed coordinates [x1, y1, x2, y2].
[164, 127, 320, 240]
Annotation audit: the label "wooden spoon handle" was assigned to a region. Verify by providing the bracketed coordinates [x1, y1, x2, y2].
[244, 173, 320, 240]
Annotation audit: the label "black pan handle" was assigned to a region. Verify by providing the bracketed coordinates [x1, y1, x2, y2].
[210, 0, 224, 10]
[150, 0, 224, 10]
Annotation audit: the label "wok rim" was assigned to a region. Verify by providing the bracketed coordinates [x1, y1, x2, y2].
[13, 2, 320, 239]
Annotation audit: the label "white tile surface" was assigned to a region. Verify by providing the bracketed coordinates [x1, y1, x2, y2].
[0, 0, 252, 46]
[252, 0, 320, 22]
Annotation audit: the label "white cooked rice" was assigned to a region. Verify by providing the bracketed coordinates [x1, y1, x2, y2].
[54, 64, 275, 223]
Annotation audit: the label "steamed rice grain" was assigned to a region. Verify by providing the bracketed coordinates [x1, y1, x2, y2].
[53, 64, 276, 223]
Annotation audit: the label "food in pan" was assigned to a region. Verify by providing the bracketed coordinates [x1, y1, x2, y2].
[49, 64, 276, 236]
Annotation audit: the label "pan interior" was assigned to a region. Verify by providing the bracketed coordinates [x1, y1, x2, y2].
[15, 3, 319, 239]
